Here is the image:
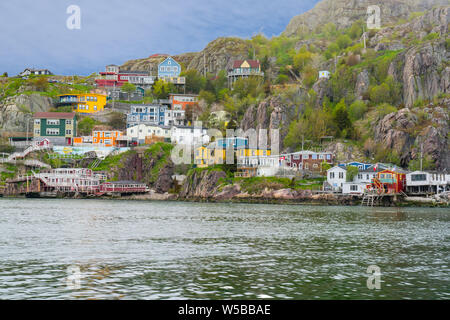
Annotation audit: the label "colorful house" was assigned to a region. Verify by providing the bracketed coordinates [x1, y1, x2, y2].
[319, 70, 330, 79]
[158, 57, 181, 78]
[92, 131, 123, 147]
[56, 93, 107, 114]
[370, 169, 407, 194]
[338, 162, 373, 171]
[95, 65, 155, 88]
[169, 93, 199, 111]
[227, 59, 264, 87]
[195, 137, 271, 168]
[33, 112, 77, 146]
[126, 104, 167, 128]
[284, 150, 334, 172]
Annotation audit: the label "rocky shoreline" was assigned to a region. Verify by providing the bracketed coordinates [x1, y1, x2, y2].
[2, 190, 446, 208]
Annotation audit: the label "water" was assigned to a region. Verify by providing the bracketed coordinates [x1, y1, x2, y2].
[0, 198, 448, 299]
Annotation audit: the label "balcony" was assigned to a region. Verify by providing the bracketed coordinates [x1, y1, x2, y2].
[228, 69, 264, 77]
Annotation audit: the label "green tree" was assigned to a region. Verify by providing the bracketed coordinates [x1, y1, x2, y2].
[348, 100, 368, 121]
[349, 21, 363, 39]
[153, 79, 175, 99]
[369, 83, 391, 104]
[346, 166, 358, 182]
[108, 112, 126, 130]
[77, 117, 97, 136]
[293, 48, 313, 72]
[408, 154, 436, 171]
[333, 99, 352, 137]
[199, 90, 216, 106]
[121, 82, 136, 101]
[336, 34, 352, 49]
[182, 69, 206, 94]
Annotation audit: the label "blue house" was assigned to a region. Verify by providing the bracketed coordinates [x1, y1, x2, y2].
[158, 57, 181, 79]
[126, 104, 167, 128]
[338, 162, 372, 171]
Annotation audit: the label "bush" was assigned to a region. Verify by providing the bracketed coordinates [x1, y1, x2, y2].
[349, 100, 368, 121]
[376, 103, 397, 118]
[336, 34, 352, 50]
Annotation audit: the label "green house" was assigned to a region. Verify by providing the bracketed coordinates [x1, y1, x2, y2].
[33, 112, 77, 146]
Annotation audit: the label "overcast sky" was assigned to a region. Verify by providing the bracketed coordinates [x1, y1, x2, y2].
[0, 0, 319, 76]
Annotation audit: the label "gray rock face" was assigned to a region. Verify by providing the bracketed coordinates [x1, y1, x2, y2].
[240, 96, 297, 151]
[312, 78, 331, 107]
[374, 100, 449, 170]
[186, 37, 251, 75]
[0, 94, 53, 133]
[283, 0, 447, 37]
[355, 69, 370, 100]
[393, 40, 449, 108]
[180, 169, 227, 198]
[370, 5, 449, 47]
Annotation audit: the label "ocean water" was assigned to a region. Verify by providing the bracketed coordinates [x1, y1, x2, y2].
[0, 198, 448, 299]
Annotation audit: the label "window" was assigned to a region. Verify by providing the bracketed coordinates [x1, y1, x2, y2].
[66, 129, 72, 135]
[358, 174, 362, 179]
[330, 172, 335, 179]
[47, 119, 60, 125]
[66, 120, 72, 125]
[339, 172, 344, 179]
[34, 119, 41, 125]
[46, 128, 59, 135]
[350, 185, 358, 191]
[293, 154, 300, 160]
[34, 129, 40, 135]
[411, 174, 426, 181]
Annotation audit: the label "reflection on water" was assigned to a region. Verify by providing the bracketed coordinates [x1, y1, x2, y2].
[0, 199, 448, 299]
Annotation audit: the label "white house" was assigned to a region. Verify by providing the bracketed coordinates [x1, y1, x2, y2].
[164, 109, 186, 127]
[237, 155, 287, 177]
[353, 163, 390, 184]
[19, 68, 53, 77]
[327, 166, 347, 191]
[406, 171, 450, 195]
[319, 70, 330, 79]
[342, 182, 368, 195]
[170, 126, 209, 146]
[126, 124, 171, 144]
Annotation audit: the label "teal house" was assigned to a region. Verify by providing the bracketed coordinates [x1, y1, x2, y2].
[33, 112, 77, 146]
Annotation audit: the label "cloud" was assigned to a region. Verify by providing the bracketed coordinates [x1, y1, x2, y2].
[0, 0, 318, 76]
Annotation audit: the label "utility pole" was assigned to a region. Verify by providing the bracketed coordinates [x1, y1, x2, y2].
[362, 26, 367, 50]
[420, 139, 423, 171]
[203, 53, 206, 77]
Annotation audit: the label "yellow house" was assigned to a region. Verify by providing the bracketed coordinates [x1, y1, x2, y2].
[194, 137, 271, 168]
[57, 93, 107, 114]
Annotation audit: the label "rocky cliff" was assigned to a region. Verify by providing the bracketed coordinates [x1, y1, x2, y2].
[283, 0, 448, 36]
[121, 37, 251, 75]
[0, 94, 53, 134]
[104, 143, 175, 193]
[373, 98, 449, 170]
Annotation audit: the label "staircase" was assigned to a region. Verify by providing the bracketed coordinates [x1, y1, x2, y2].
[0, 142, 52, 164]
[90, 158, 102, 169]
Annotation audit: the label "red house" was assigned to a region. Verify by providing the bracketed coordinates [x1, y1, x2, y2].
[370, 169, 407, 194]
[283, 151, 334, 172]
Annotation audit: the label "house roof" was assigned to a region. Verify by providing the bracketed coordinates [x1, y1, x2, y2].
[327, 166, 347, 172]
[33, 112, 75, 119]
[232, 59, 260, 69]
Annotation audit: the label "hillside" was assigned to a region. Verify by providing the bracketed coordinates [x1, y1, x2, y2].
[1, 0, 448, 172]
[283, 0, 449, 36]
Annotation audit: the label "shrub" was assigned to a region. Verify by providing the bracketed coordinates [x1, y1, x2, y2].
[336, 34, 352, 49]
[349, 100, 368, 121]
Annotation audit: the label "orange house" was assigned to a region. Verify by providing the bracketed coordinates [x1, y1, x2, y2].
[370, 169, 407, 194]
[92, 131, 123, 147]
[169, 93, 198, 110]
